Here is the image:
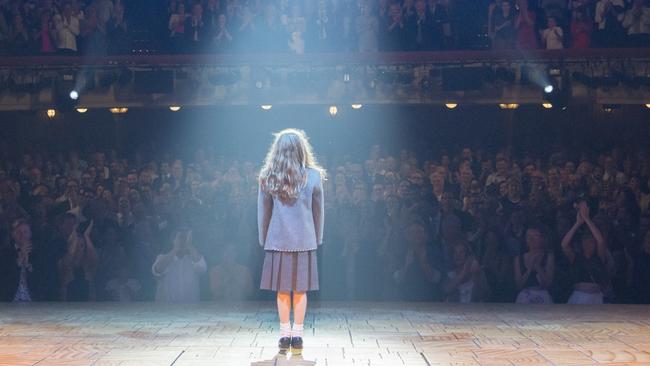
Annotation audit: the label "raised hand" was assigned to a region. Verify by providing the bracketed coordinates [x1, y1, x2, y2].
[578, 201, 590, 221]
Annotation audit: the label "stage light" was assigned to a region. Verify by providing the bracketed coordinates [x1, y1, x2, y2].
[445, 103, 458, 109]
[544, 85, 554, 93]
[261, 104, 272, 110]
[542, 103, 553, 109]
[75, 107, 88, 113]
[602, 104, 619, 113]
[109, 107, 128, 114]
[645, 103, 650, 109]
[329, 105, 338, 116]
[499, 103, 519, 110]
[351, 104, 363, 109]
[69, 90, 79, 100]
[169, 105, 181, 112]
[343, 73, 350, 82]
[46, 109, 56, 118]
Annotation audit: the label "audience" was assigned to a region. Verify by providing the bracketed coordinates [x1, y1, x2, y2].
[2, 135, 650, 304]
[2, 0, 649, 56]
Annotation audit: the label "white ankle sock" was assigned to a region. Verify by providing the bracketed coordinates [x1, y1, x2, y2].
[292, 323, 304, 338]
[280, 322, 291, 338]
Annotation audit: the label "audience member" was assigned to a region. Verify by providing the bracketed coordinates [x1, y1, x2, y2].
[209, 244, 253, 301]
[562, 202, 614, 304]
[541, 17, 565, 49]
[514, 226, 555, 303]
[152, 228, 206, 302]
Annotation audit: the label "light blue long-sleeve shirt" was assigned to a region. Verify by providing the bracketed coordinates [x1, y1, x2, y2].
[258, 167, 324, 252]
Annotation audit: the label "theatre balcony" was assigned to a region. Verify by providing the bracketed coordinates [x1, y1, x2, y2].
[1, 48, 650, 112]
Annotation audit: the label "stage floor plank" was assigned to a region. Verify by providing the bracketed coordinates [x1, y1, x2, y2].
[0, 302, 649, 365]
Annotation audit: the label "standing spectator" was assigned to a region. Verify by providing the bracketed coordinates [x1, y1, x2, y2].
[356, 2, 379, 52]
[571, 6, 593, 48]
[236, 6, 257, 53]
[594, 0, 626, 47]
[514, 226, 555, 303]
[541, 17, 564, 50]
[53, 2, 81, 54]
[81, 5, 107, 55]
[8, 14, 30, 54]
[406, 0, 435, 51]
[151, 228, 207, 303]
[107, 2, 129, 54]
[562, 202, 615, 304]
[515, 0, 538, 49]
[622, 0, 650, 47]
[34, 11, 56, 54]
[488, 0, 504, 39]
[381, 3, 406, 51]
[186, 3, 206, 53]
[168, 2, 188, 53]
[491, 0, 515, 49]
[203, 0, 220, 37]
[213, 13, 233, 52]
[429, 0, 450, 49]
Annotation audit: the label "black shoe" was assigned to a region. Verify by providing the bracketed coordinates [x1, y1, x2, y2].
[290, 336, 303, 354]
[278, 337, 291, 354]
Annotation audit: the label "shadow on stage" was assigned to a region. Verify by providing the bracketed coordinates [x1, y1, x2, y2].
[251, 353, 317, 365]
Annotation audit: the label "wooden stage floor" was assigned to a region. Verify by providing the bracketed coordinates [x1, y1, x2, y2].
[0, 302, 649, 366]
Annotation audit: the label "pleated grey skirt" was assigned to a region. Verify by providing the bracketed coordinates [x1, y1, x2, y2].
[260, 250, 319, 292]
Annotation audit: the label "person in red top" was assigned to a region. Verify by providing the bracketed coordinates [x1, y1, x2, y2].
[35, 11, 56, 54]
[571, 7, 593, 48]
[515, 0, 539, 49]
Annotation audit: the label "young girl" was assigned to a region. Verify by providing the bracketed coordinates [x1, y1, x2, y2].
[258, 128, 325, 355]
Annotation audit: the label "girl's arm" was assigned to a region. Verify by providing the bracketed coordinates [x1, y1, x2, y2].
[257, 184, 273, 247]
[312, 174, 324, 245]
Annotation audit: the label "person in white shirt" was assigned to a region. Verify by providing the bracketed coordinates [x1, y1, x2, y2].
[541, 17, 564, 49]
[53, 3, 80, 54]
[622, 0, 650, 46]
[152, 228, 207, 303]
